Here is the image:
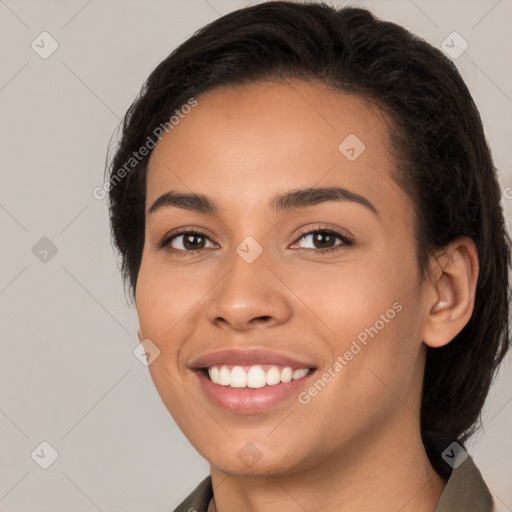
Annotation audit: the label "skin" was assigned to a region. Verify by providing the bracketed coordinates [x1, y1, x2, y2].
[135, 80, 479, 512]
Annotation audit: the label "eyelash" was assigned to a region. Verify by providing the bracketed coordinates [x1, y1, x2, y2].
[158, 225, 353, 255]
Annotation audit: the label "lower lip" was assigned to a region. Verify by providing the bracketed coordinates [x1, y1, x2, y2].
[194, 370, 315, 414]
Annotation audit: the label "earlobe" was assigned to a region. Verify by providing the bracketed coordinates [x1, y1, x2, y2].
[422, 237, 479, 349]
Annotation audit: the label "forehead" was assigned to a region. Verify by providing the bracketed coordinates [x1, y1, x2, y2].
[146, 80, 409, 220]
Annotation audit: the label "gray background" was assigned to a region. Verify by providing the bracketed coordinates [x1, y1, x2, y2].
[1, 0, 511, 510]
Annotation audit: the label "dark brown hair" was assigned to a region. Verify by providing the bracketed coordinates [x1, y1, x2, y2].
[106, 1, 511, 475]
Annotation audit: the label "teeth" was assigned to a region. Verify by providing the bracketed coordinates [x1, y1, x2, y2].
[218, 366, 231, 385]
[293, 368, 309, 380]
[207, 364, 311, 388]
[266, 366, 281, 386]
[281, 367, 293, 383]
[247, 366, 267, 388]
[209, 366, 220, 383]
[230, 366, 246, 388]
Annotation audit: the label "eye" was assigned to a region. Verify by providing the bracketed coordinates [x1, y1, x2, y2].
[159, 229, 217, 253]
[158, 226, 353, 255]
[290, 227, 353, 253]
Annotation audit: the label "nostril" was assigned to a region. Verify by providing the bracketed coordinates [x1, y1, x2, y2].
[242, 316, 273, 327]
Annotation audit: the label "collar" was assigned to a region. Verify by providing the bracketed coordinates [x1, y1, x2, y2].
[172, 456, 493, 512]
[434, 456, 493, 511]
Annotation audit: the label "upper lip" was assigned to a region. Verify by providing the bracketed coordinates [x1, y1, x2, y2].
[188, 348, 317, 371]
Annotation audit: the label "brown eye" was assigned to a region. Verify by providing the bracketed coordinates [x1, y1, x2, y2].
[160, 231, 216, 252]
[291, 229, 353, 253]
[311, 232, 337, 249]
[180, 233, 207, 250]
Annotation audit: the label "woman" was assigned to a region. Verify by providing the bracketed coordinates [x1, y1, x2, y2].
[106, 2, 511, 511]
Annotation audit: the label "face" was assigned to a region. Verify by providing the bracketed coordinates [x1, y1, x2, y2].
[135, 80, 429, 477]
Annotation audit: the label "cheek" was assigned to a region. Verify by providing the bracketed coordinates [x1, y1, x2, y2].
[135, 259, 185, 397]
[135, 255, 203, 339]
[333, 302, 423, 424]
[292, 248, 414, 342]
[308, 248, 423, 397]
[135, 261, 198, 424]
[135, 256, 217, 397]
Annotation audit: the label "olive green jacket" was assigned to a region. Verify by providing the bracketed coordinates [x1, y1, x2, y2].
[172, 456, 493, 511]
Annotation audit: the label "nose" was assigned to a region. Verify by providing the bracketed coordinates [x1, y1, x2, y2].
[206, 249, 293, 332]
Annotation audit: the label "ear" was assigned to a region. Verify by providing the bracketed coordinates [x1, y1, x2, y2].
[421, 236, 479, 348]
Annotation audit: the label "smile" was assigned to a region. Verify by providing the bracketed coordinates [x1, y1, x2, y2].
[206, 364, 311, 388]
[189, 348, 318, 414]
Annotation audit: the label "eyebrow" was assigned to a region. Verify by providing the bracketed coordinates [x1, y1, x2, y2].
[147, 186, 379, 218]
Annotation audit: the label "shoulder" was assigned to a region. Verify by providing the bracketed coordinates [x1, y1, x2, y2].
[171, 458, 494, 512]
[434, 455, 494, 512]
[171, 475, 213, 512]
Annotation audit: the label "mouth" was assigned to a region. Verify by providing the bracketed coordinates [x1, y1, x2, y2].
[189, 349, 318, 414]
[199, 364, 315, 388]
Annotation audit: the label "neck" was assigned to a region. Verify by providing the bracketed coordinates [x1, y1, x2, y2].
[210, 412, 446, 512]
